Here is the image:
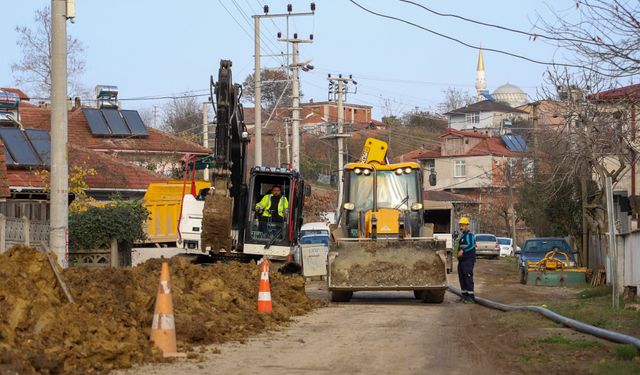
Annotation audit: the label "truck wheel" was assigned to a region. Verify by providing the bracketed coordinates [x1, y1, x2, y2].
[330, 291, 353, 302]
[421, 289, 445, 304]
[519, 268, 527, 284]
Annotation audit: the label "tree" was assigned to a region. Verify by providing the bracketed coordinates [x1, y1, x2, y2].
[438, 87, 473, 113]
[242, 69, 294, 111]
[162, 95, 202, 143]
[536, 0, 640, 78]
[11, 5, 87, 98]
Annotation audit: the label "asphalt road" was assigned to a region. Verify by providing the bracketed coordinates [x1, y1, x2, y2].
[121, 272, 507, 375]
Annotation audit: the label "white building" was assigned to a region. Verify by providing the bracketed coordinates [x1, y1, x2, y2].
[444, 100, 528, 135]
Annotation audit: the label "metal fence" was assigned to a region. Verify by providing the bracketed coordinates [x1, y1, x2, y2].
[0, 214, 49, 251]
[620, 231, 640, 288]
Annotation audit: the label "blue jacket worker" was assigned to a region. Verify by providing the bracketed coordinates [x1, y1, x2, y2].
[457, 217, 476, 303]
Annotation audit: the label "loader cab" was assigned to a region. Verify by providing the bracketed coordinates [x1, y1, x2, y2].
[341, 163, 424, 238]
[243, 166, 305, 258]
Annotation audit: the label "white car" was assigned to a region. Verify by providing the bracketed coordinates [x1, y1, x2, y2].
[300, 222, 330, 237]
[497, 237, 518, 257]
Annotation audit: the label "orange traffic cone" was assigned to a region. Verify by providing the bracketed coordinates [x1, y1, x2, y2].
[257, 258, 273, 314]
[150, 262, 186, 358]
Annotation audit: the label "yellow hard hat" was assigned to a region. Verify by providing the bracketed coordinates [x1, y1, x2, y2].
[459, 217, 470, 225]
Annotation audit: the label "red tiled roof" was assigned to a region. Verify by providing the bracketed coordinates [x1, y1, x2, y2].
[19, 106, 210, 154]
[398, 137, 515, 161]
[8, 144, 168, 190]
[587, 83, 640, 101]
[0, 88, 30, 101]
[0, 141, 10, 198]
[464, 138, 515, 157]
[396, 148, 441, 162]
[439, 128, 488, 139]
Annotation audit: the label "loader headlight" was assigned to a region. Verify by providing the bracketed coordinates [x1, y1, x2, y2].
[354, 168, 362, 175]
[395, 168, 403, 175]
[363, 169, 371, 175]
[343, 202, 355, 210]
[410, 202, 423, 211]
[404, 167, 412, 174]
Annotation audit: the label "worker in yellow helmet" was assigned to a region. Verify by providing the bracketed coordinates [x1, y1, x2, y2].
[456, 216, 476, 303]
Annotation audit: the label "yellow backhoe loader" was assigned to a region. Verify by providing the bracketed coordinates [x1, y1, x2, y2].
[327, 138, 447, 302]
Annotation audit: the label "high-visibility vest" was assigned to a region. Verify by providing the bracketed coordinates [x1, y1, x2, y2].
[256, 194, 289, 218]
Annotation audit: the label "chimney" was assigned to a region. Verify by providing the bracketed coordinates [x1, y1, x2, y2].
[67, 96, 73, 110]
[74, 96, 81, 110]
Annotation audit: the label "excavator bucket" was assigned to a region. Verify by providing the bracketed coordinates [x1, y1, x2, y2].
[200, 192, 234, 253]
[327, 238, 447, 291]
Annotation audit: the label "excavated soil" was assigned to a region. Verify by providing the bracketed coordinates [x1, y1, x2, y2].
[331, 259, 446, 286]
[0, 246, 316, 374]
[200, 193, 233, 252]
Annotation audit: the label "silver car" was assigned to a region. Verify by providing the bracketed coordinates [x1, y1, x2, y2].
[475, 234, 500, 258]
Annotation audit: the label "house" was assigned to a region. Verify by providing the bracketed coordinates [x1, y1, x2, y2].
[0, 87, 209, 221]
[587, 84, 640, 230]
[445, 100, 528, 135]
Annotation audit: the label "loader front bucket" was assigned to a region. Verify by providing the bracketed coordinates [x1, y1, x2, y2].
[526, 269, 587, 286]
[327, 238, 447, 291]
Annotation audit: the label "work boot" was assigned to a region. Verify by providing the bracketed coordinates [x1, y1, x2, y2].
[457, 293, 468, 303]
[467, 294, 476, 303]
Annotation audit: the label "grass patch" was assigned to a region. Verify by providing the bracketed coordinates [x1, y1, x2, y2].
[592, 360, 640, 375]
[615, 344, 639, 361]
[532, 334, 601, 349]
[578, 285, 612, 299]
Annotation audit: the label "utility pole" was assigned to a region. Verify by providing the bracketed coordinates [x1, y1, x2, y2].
[276, 135, 282, 167]
[279, 33, 313, 171]
[253, 15, 262, 167]
[253, 3, 315, 168]
[285, 117, 291, 166]
[605, 176, 620, 308]
[202, 102, 209, 181]
[323, 74, 357, 209]
[50, 0, 71, 268]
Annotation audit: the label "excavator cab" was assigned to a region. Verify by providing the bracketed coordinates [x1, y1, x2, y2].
[242, 166, 306, 258]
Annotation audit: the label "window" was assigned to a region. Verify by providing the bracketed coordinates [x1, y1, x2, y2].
[454, 160, 466, 177]
[465, 112, 480, 124]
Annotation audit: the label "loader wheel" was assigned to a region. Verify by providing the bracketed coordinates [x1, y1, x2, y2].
[330, 291, 353, 302]
[420, 289, 445, 304]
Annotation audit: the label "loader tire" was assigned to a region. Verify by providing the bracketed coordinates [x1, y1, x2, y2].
[420, 289, 445, 304]
[330, 291, 353, 302]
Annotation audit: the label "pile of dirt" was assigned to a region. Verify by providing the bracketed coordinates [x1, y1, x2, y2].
[200, 193, 233, 252]
[0, 246, 316, 374]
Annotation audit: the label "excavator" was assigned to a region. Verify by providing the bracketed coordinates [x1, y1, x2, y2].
[327, 138, 447, 302]
[179, 60, 308, 264]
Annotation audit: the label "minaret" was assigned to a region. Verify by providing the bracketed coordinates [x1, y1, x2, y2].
[475, 47, 486, 101]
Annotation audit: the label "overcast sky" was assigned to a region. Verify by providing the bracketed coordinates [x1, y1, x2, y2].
[1, 1, 582, 118]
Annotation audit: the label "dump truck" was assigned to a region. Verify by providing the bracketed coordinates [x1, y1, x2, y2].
[327, 138, 447, 303]
[143, 180, 211, 245]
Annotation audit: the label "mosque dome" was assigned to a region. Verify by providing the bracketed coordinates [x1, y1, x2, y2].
[492, 83, 528, 107]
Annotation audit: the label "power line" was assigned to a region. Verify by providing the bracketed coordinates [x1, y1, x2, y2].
[348, 0, 627, 78]
[398, 0, 601, 46]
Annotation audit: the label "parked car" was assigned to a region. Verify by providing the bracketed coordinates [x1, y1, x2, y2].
[497, 237, 515, 257]
[300, 222, 330, 237]
[517, 237, 577, 284]
[474, 233, 500, 258]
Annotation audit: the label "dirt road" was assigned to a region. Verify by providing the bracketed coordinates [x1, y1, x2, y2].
[121, 261, 518, 375]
